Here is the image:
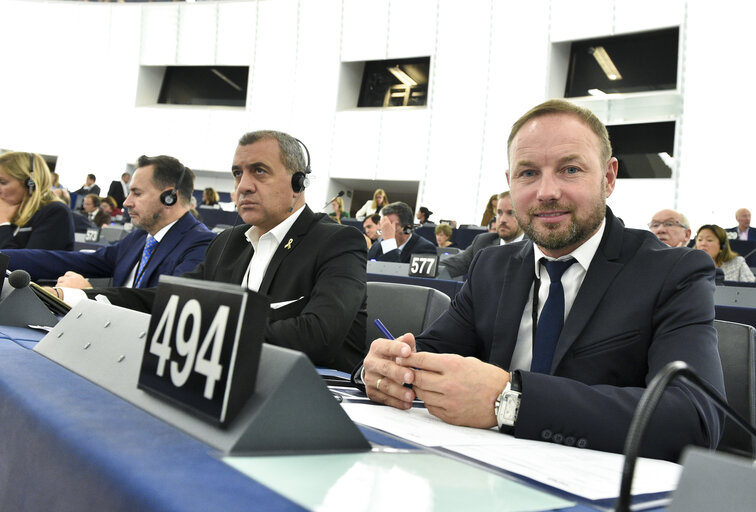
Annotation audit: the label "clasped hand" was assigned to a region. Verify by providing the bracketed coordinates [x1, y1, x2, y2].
[364, 334, 510, 428]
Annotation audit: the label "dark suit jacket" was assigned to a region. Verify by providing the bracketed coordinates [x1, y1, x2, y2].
[367, 233, 437, 263]
[107, 181, 127, 208]
[440, 232, 500, 278]
[5, 212, 215, 288]
[0, 201, 74, 251]
[84, 206, 368, 373]
[73, 184, 101, 197]
[726, 226, 756, 241]
[417, 208, 724, 461]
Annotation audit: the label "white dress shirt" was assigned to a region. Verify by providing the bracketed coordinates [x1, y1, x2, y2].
[242, 206, 304, 292]
[509, 221, 606, 372]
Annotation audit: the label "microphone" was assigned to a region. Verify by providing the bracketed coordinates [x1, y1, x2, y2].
[8, 269, 31, 289]
[322, 191, 344, 209]
[616, 361, 756, 512]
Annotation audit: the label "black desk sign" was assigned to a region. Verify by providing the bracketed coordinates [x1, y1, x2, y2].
[85, 228, 100, 242]
[138, 275, 270, 426]
[409, 253, 439, 278]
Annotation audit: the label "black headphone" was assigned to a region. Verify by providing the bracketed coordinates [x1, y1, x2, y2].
[159, 165, 187, 206]
[26, 153, 36, 194]
[291, 138, 312, 193]
[402, 224, 413, 235]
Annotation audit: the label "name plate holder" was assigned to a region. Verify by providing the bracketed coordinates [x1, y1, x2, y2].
[34, 296, 369, 454]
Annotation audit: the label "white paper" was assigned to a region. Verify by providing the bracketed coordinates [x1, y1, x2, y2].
[342, 403, 681, 500]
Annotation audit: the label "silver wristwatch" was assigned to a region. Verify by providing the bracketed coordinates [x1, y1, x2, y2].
[495, 373, 521, 434]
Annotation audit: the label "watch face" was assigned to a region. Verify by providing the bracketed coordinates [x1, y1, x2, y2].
[498, 392, 520, 426]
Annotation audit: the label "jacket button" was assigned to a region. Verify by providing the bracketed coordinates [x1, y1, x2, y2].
[577, 438, 588, 449]
[541, 429, 553, 440]
[565, 436, 576, 446]
[552, 433, 564, 444]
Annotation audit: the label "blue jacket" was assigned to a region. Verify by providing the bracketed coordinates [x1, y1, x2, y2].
[5, 212, 215, 287]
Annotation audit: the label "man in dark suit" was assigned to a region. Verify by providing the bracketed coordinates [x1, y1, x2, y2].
[6, 155, 215, 295]
[726, 208, 756, 241]
[367, 201, 436, 263]
[440, 191, 524, 278]
[79, 131, 367, 373]
[361, 99, 724, 462]
[72, 174, 100, 199]
[107, 172, 131, 208]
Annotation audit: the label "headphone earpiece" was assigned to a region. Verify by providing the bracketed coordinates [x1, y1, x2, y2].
[160, 189, 178, 206]
[159, 165, 188, 206]
[26, 153, 36, 194]
[402, 224, 413, 235]
[291, 138, 312, 193]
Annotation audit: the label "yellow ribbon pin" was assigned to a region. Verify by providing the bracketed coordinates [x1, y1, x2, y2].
[284, 238, 293, 250]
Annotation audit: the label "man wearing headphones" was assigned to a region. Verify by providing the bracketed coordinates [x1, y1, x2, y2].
[367, 201, 437, 263]
[5, 155, 216, 297]
[79, 131, 368, 374]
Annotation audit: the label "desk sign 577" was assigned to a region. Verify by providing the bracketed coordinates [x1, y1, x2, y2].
[138, 276, 270, 426]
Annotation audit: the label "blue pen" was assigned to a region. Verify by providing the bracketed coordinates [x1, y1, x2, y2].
[374, 318, 394, 340]
[374, 318, 413, 389]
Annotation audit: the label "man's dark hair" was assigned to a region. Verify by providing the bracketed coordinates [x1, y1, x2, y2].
[365, 214, 381, 225]
[238, 130, 306, 176]
[137, 155, 194, 206]
[85, 193, 101, 207]
[87, 174, 96, 182]
[381, 201, 414, 229]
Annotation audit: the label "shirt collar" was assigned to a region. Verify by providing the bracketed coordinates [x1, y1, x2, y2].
[500, 233, 525, 246]
[244, 205, 305, 249]
[533, 220, 605, 279]
[151, 219, 178, 243]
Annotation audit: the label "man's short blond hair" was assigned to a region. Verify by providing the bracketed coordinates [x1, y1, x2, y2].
[507, 99, 613, 165]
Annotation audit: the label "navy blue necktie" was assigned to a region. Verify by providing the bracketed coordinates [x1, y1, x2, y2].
[531, 258, 576, 374]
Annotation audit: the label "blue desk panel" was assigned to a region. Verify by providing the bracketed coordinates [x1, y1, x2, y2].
[0, 328, 610, 512]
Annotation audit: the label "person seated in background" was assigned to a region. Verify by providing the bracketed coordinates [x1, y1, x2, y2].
[416, 206, 434, 225]
[61, 131, 366, 373]
[648, 209, 692, 247]
[200, 187, 220, 208]
[329, 196, 348, 223]
[73, 173, 100, 199]
[440, 191, 524, 279]
[695, 224, 755, 282]
[50, 172, 71, 206]
[362, 214, 380, 248]
[367, 201, 436, 263]
[5, 155, 216, 295]
[0, 152, 74, 250]
[81, 193, 101, 221]
[95, 196, 118, 227]
[434, 224, 456, 248]
[355, 188, 388, 220]
[479, 193, 499, 227]
[726, 208, 755, 241]
[107, 172, 131, 208]
[361, 99, 724, 462]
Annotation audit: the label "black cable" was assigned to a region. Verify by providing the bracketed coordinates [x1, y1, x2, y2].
[616, 360, 756, 512]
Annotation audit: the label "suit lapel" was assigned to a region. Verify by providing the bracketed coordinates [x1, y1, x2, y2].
[137, 214, 190, 287]
[489, 242, 535, 367]
[258, 207, 316, 295]
[551, 210, 625, 371]
[117, 231, 147, 286]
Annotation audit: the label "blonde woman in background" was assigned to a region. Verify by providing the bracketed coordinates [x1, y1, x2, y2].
[0, 152, 74, 250]
[329, 196, 348, 223]
[355, 188, 388, 220]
